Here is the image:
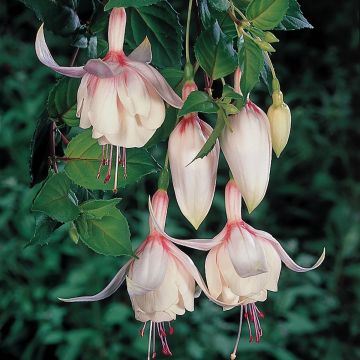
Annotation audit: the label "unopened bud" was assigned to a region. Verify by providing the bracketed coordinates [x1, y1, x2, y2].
[254, 39, 276, 52]
[267, 90, 291, 157]
[264, 31, 279, 43]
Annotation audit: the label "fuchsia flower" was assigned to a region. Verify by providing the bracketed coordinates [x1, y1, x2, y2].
[150, 180, 325, 358]
[168, 81, 219, 229]
[35, 7, 182, 191]
[60, 189, 220, 358]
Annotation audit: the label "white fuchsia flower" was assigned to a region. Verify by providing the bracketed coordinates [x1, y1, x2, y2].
[150, 180, 325, 358]
[60, 189, 221, 358]
[168, 81, 219, 229]
[35, 7, 182, 191]
[220, 100, 272, 213]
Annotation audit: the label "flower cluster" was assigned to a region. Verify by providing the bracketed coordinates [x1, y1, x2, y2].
[35, 7, 324, 359]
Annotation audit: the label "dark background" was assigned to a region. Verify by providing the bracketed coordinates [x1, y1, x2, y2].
[0, 1, 359, 359]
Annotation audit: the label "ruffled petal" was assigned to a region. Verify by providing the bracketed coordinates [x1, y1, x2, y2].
[128, 37, 152, 63]
[127, 61, 183, 109]
[84, 59, 123, 78]
[35, 24, 85, 78]
[59, 260, 132, 302]
[205, 247, 223, 299]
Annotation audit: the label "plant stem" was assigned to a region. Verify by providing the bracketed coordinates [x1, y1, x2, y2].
[185, 0, 193, 64]
[264, 51, 277, 79]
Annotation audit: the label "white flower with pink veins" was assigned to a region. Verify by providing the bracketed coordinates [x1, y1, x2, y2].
[35, 7, 182, 190]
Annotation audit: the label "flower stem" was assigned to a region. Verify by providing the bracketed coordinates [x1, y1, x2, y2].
[264, 51, 277, 79]
[185, 0, 193, 64]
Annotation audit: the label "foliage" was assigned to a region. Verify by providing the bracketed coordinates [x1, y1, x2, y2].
[0, 0, 359, 359]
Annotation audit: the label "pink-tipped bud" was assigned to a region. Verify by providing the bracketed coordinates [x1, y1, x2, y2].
[149, 189, 169, 233]
[168, 115, 219, 229]
[220, 101, 272, 213]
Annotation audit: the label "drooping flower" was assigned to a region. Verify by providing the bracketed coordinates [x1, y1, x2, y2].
[168, 81, 219, 229]
[220, 100, 272, 213]
[267, 89, 291, 157]
[35, 7, 182, 191]
[150, 180, 325, 358]
[60, 189, 218, 358]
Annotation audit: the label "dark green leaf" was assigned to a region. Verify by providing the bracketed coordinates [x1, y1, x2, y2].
[64, 130, 159, 190]
[222, 84, 243, 100]
[260, 52, 273, 94]
[195, 21, 237, 80]
[30, 111, 52, 187]
[79, 199, 121, 219]
[48, 77, 80, 127]
[190, 110, 225, 162]
[238, 37, 264, 97]
[32, 173, 80, 223]
[178, 91, 219, 117]
[276, 0, 313, 30]
[105, 0, 162, 10]
[19, 0, 80, 36]
[125, 2, 183, 68]
[159, 68, 184, 96]
[246, 0, 289, 30]
[208, 0, 230, 12]
[75, 209, 132, 256]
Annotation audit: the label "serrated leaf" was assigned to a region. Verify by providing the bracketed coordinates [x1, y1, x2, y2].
[195, 21, 237, 80]
[105, 0, 162, 10]
[190, 110, 225, 162]
[178, 91, 219, 117]
[64, 130, 159, 190]
[75, 210, 132, 256]
[246, 0, 289, 30]
[276, 0, 313, 30]
[25, 214, 62, 248]
[80, 199, 121, 219]
[125, 2, 183, 68]
[32, 173, 80, 223]
[48, 77, 80, 127]
[238, 37, 264, 97]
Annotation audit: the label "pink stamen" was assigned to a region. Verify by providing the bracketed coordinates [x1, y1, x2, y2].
[113, 146, 120, 193]
[104, 145, 113, 183]
[97, 145, 106, 179]
[140, 322, 147, 337]
[122, 147, 127, 179]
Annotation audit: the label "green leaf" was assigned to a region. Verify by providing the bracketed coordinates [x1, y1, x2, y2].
[208, 0, 230, 12]
[48, 77, 80, 127]
[195, 21, 237, 80]
[238, 37, 264, 97]
[25, 215, 62, 248]
[190, 110, 225, 162]
[105, 0, 162, 10]
[160, 68, 184, 96]
[32, 173, 80, 223]
[246, 0, 289, 30]
[19, 0, 80, 36]
[178, 91, 219, 117]
[75, 208, 132, 256]
[125, 2, 183, 68]
[276, 0, 313, 30]
[260, 52, 273, 94]
[64, 130, 159, 190]
[79, 199, 122, 219]
[222, 84, 243, 100]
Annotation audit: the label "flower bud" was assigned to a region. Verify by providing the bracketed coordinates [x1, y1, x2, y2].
[220, 101, 272, 213]
[254, 39, 276, 52]
[264, 31, 279, 43]
[267, 90, 291, 157]
[168, 115, 220, 229]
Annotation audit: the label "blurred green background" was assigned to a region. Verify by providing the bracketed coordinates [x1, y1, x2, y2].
[0, 1, 359, 359]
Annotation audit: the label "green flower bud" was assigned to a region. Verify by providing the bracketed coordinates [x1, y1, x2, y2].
[264, 31, 280, 43]
[267, 91, 291, 157]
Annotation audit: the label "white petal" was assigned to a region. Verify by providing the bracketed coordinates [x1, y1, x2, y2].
[227, 225, 268, 277]
[168, 117, 219, 229]
[205, 247, 223, 299]
[59, 260, 132, 302]
[259, 239, 281, 291]
[35, 24, 85, 78]
[128, 37, 152, 63]
[84, 59, 123, 78]
[130, 240, 169, 291]
[126, 60, 183, 109]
